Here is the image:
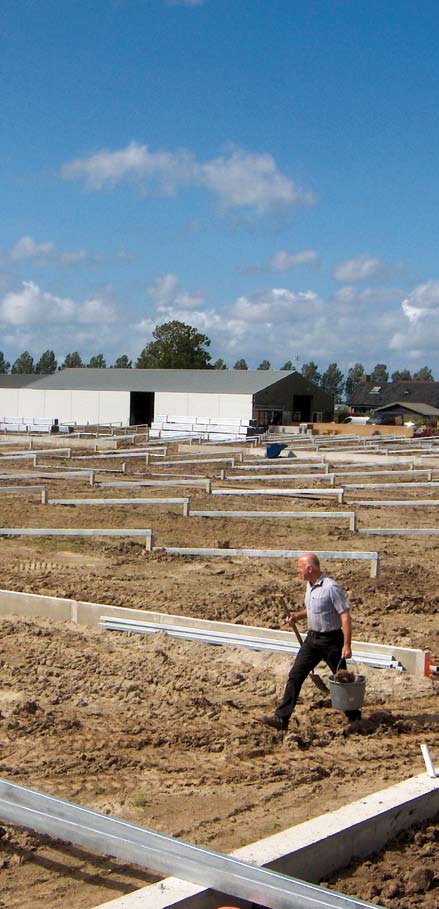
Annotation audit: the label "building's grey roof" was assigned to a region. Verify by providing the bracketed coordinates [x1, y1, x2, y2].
[373, 401, 439, 417]
[352, 380, 439, 410]
[0, 368, 300, 395]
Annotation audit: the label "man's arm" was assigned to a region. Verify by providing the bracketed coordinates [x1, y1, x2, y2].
[340, 610, 352, 659]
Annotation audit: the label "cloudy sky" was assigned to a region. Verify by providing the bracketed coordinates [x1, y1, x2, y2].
[1, 0, 439, 373]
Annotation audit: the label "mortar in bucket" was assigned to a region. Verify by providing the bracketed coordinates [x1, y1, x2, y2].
[328, 663, 366, 712]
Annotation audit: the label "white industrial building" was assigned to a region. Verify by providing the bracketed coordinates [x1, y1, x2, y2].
[0, 369, 334, 433]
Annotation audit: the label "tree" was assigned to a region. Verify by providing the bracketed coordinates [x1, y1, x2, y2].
[62, 352, 83, 368]
[391, 369, 412, 381]
[281, 360, 293, 370]
[233, 358, 248, 370]
[0, 352, 10, 374]
[136, 320, 211, 369]
[301, 361, 321, 385]
[35, 349, 57, 374]
[212, 358, 227, 369]
[345, 362, 365, 403]
[11, 351, 34, 374]
[370, 363, 389, 384]
[257, 359, 271, 370]
[413, 366, 434, 381]
[113, 355, 132, 368]
[88, 354, 106, 368]
[320, 362, 344, 402]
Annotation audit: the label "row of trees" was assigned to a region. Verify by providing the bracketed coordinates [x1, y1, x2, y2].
[0, 322, 435, 403]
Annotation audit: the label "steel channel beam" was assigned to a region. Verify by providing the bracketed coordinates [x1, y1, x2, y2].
[345, 481, 439, 490]
[359, 528, 439, 536]
[350, 499, 439, 507]
[100, 618, 401, 669]
[99, 479, 210, 489]
[158, 547, 379, 578]
[228, 473, 336, 483]
[0, 778, 384, 909]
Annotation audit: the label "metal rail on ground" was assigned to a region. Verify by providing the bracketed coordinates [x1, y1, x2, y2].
[0, 527, 154, 549]
[99, 478, 212, 492]
[189, 509, 357, 531]
[227, 472, 337, 484]
[158, 546, 380, 577]
[0, 777, 385, 909]
[350, 499, 439, 508]
[47, 497, 190, 515]
[212, 487, 345, 503]
[99, 616, 401, 669]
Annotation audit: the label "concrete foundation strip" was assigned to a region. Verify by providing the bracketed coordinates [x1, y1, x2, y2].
[0, 485, 48, 503]
[189, 509, 358, 531]
[0, 527, 154, 549]
[345, 480, 439, 490]
[0, 777, 387, 909]
[47, 497, 190, 515]
[99, 478, 212, 492]
[226, 472, 337, 484]
[212, 487, 345, 503]
[99, 616, 402, 670]
[359, 527, 439, 536]
[349, 499, 439, 507]
[158, 547, 380, 578]
[0, 589, 427, 674]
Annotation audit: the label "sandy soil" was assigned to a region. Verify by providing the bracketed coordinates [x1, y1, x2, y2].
[0, 441, 437, 908]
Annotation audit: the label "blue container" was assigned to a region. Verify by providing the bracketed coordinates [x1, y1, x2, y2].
[265, 443, 287, 459]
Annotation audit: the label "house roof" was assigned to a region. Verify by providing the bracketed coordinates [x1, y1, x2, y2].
[0, 368, 302, 395]
[373, 401, 439, 417]
[351, 381, 439, 410]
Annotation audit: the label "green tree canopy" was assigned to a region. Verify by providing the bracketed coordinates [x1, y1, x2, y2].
[0, 352, 10, 374]
[35, 349, 57, 374]
[345, 362, 365, 403]
[391, 369, 412, 381]
[113, 354, 132, 368]
[257, 359, 270, 370]
[11, 350, 34, 374]
[88, 354, 106, 368]
[233, 358, 248, 370]
[413, 365, 434, 381]
[320, 362, 345, 401]
[370, 363, 389, 384]
[136, 321, 211, 369]
[212, 358, 227, 369]
[280, 360, 293, 370]
[62, 352, 83, 368]
[301, 361, 321, 385]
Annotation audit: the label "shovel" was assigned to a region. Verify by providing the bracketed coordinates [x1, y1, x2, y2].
[290, 620, 329, 695]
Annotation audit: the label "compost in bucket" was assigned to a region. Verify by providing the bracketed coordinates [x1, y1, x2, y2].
[328, 671, 366, 711]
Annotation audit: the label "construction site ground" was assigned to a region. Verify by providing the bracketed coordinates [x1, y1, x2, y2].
[0, 440, 437, 908]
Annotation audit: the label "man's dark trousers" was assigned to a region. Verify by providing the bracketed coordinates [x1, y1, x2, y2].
[275, 629, 360, 724]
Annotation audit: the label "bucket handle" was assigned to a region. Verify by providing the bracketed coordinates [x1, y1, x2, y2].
[335, 659, 364, 681]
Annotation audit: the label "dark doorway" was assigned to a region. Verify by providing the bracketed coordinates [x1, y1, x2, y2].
[292, 395, 311, 421]
[130, 392, 154, 426]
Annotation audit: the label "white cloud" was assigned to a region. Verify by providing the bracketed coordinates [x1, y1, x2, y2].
[333, 285, 402, 305]
[3, 235, 90, 268]
[147, 273, 206, 312]
[62, 142, 316, 214]
[269, 249, 320, 272]
[0, 281, 117, 328]
[333, 256, 391, 283]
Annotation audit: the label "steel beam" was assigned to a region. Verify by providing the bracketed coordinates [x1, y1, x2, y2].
[158, 547, 379, 577]
[0, 778, 384, 909]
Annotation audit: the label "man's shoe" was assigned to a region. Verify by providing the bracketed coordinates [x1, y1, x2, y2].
[345, 709, 362, 722]
[258, 715, 288, 731]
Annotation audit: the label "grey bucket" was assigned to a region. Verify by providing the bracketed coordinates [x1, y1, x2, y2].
[328, 674, 366, 711]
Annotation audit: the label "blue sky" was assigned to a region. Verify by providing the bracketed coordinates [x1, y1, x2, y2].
[1, 0, 439, 373]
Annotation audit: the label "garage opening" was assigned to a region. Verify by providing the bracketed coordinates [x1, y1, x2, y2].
[130, 392, 155, 426]
[292, 394, 311, 421]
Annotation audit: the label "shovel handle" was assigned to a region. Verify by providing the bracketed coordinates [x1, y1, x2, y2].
[290, 621, 304, 646]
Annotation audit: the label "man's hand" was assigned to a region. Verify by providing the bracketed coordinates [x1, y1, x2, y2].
[342, 644, 352, 659]
[288, 610, 306, 627]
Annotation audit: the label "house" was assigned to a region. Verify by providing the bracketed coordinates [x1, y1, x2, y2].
[0, 369, 334, 431]
[350, 380, 439, 418]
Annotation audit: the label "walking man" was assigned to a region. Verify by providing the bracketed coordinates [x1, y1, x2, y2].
[259, 552, 361, 731]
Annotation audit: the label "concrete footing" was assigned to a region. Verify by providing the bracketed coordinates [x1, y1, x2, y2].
[94, 773, 439, 909]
